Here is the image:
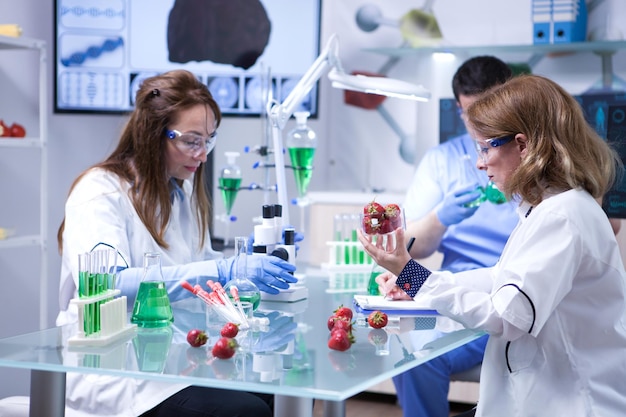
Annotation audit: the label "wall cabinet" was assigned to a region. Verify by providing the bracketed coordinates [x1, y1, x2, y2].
[0, 35, 48, 330]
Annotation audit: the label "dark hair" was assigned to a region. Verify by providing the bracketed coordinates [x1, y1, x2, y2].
[452, 56, 512, 101]
[58, 70, 221, 252]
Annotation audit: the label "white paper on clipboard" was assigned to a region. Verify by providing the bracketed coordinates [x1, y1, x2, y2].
[353, 294, 438, 315]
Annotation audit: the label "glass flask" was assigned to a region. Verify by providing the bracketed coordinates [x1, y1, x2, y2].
[224, 236, 261, 310]
[367, 262, 386, 295]
[286, 111, 317, 197]
[459, 154, 486, 208]
[131, 252, 174, 328]
[485, 180, 507, 204]
[218, 151, 242, 215]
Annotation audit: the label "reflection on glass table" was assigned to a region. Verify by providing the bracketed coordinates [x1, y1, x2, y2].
[0, 267, 483, 417]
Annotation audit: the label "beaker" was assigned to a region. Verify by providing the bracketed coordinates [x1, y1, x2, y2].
[131, 252, 174, 328]
[224, 237, 261, 310]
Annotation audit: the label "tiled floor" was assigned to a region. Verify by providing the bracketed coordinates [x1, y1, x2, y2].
[312, 392, 474, 417]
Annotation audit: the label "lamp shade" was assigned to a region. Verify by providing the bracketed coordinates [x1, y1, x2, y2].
[328, 68, 430, 102]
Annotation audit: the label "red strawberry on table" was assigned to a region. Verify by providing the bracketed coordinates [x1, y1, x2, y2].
[328, 328, 353, 351]
[367, 310, 389, 329]
[212, 337, 238, 359]
[220, 322, 239, 338]
[333, 305, 353, 321]
[186, 329, 208, 348]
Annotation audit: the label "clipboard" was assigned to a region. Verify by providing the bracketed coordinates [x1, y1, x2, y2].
[353, 295, 438, 316]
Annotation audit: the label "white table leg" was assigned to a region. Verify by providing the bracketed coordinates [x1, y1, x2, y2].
[30, 370, 65, 417]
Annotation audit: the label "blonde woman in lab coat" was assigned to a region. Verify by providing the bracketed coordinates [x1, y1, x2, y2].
[359, 74, 626, 417]
[56, 70, 297, 417]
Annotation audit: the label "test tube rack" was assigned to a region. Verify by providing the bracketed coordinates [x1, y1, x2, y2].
[68, 290, 136, 347]
[322, 240, 373, 269]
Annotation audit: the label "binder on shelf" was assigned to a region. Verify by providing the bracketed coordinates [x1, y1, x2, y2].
[532, 0, 553, 44]
[532, 0, 587, 44]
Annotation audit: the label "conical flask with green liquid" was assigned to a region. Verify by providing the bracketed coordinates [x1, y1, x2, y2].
[219, 151, 242, 215]
[286, 111, 317, 197]
[131, 252, 174, 328]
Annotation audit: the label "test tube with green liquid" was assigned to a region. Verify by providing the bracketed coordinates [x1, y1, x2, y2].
[78, 252, 94, 335]
[333, 214, 342, 265]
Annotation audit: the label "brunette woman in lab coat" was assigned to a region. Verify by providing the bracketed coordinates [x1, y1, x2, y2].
[56, 70, 297, 416]
[359, 74, 626, 417]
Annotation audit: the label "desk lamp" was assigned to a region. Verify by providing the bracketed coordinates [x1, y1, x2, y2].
[268, 33, 430, 226]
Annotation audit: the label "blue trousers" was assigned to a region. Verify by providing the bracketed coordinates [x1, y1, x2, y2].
[392, 334, 488, 417]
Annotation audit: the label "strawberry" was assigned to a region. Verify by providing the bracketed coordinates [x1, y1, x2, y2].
[326, 314, 350, 330]
[186, 329, 208, 348]
[327, 314, 340, 331]
[384, 203, 401, 219]
[367, 310, 389, 329]
[378, 218, 393, 234]
[362, 214, 381, 235]
[385, 203, 403, 230]
[363, 200, 385, 217]
[332, 317, 353, 333]
[220, 322, 239, 338]
[212, 337, 238, 359]
[334, 305, 353, 321]
[328, 328, 353, 351]
[9, 123, 26, 138]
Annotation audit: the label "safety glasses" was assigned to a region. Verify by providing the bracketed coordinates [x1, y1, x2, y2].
[474, 135, 515, 163]
[166, 129, 217, 156]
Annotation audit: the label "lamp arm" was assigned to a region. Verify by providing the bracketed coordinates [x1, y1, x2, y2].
[270, 34, 340, 130]
[268, 34, 341, 227]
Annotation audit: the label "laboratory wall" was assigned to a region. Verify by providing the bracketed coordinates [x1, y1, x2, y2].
[1, 0, 626, 400]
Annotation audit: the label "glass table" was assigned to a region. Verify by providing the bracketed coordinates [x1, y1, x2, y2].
[0, 266, 483, 417]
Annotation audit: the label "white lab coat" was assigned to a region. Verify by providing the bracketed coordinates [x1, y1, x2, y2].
[418, 189, 626, 416]
[57, 168, 223, 416]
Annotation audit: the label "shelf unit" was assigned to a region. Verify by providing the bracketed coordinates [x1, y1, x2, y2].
[0, 35, 48, 329]
[366, 40, 626, 90]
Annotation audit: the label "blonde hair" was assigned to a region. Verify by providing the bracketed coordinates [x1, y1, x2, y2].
[466, 74, 621, 206]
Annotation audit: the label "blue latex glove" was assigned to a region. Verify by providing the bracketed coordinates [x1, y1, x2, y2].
[249, 311, 297, 353]
[216, 254, 297, 294]
[436, 184, 482, 227]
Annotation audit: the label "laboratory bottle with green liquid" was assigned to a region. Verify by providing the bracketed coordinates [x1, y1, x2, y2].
[286, 111, 317, 197]
[131, 252, 174, 328]
[219, 151, 242, 215]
